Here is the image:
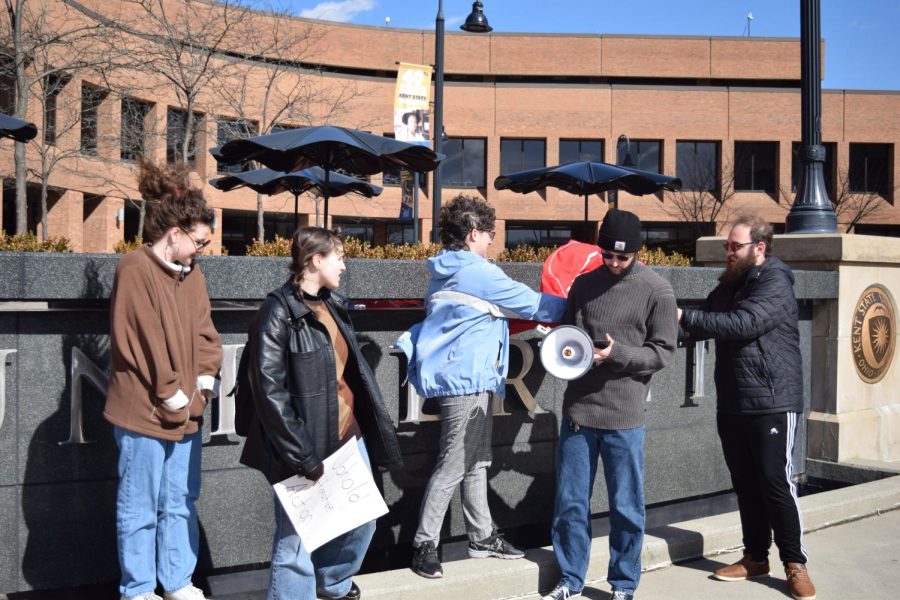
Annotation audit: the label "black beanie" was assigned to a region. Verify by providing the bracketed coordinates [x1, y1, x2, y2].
[597, 209, 642, 253]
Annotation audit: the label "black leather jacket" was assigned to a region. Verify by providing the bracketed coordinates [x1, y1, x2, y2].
[240, 281, 403, 483]
[681, 257, 803, 415]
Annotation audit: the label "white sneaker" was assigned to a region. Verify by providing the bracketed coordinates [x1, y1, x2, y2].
[121, 594, 163, 600]
[164, 584, 207, 600]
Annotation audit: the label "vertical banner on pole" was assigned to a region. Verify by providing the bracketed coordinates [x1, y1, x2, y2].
[394, 63, 433, 220]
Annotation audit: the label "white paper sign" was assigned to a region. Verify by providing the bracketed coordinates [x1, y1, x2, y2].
[273, 439, 389, 552]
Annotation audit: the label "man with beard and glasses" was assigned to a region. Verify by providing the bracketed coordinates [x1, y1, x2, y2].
[678, 214, 815, 600]
[542, 209, 677, 600]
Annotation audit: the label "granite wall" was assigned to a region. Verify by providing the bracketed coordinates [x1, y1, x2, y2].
[0, 254, 837, 592]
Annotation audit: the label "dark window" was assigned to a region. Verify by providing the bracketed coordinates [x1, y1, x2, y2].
[790, 142, 836, 197]
[676, 141, 719, 193]
[43, 74, 68, 146]
[640, 222, 711, 258]
[560, 139, 603, 164]
[505, 222, 574, 249]
[734, 141, 777, 193]
[0, 55, 14, 114]
[216, 117, 259, 173]
[166, 108, 202, 164]
[441, 138, 486, 187]
[81, 84, 106, 155]
[501, 139, 545, 174]
[382, 133, 426, 189]
[271, 122, 300, 133]
[120, 97, 151, 161]
[618, 139, 660, 173]
[386, 221, 415, 245]
[220, 209, 295, 255]
[334, 221, 374, 244]
[849, 143, 892, 198]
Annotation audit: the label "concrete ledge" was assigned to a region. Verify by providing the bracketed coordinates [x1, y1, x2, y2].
[354, 475, 900, 600]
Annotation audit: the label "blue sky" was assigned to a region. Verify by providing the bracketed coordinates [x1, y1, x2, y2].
[264, 0, 900, 91]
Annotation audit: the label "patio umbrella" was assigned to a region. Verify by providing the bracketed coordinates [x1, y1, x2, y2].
[494, 160, 682, 221]
[0, 112, 37, 142]
[210, 166, 383, 229]
[212, 125, 444, 224]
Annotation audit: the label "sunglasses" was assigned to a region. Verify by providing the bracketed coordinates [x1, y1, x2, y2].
[476, 229, 496, 241]
[723, 241, 755, 252]
[180, 228, 211, 250]
[601, 251, 633, 262]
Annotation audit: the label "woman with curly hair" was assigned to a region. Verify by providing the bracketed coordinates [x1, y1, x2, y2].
[104, 160, 222, 600]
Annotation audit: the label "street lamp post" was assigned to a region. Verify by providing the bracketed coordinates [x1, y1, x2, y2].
[431, 1, 492, 244]
[609, 134, 634, 211]
[786, 0, 836, 233]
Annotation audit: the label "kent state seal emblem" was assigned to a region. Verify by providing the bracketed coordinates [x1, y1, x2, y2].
[851, 285, 896, 384]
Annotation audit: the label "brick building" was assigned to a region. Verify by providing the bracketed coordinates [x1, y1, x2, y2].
[1, 0, 897, 255]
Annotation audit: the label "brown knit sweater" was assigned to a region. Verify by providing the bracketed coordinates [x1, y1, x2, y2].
[104, 245, 222, 440]
[563, 261, 678, 430]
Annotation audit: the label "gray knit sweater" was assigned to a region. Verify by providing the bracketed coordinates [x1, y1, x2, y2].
[563, 262, 678, 430]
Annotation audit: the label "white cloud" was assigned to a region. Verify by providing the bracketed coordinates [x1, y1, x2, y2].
[299, 0, 376, 22]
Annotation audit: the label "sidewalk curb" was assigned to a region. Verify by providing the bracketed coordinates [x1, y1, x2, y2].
[354, 475, 900, 600]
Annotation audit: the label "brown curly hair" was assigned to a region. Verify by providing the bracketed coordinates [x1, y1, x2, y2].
[138, 159, 215, 243]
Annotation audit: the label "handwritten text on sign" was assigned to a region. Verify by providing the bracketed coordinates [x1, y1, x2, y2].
[274, 439, 388, 552]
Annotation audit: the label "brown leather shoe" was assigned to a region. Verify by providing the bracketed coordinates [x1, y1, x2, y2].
[785, 563, 816, 600]
[712, 552, 771, 581]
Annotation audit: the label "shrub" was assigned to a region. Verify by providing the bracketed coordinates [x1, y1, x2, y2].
[0, 231, 72, 253]
[637, 245, 693, 267]
[114, 237, 144, 254]
[496, 245, 556, 263]
[246, 235, 292, 256]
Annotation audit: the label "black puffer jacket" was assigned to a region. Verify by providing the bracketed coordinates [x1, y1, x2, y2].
[240, 281, 403, 484]
[681, 257, 803, 415]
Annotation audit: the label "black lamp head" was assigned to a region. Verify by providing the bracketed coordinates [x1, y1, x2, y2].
[461, 1, 492, 33]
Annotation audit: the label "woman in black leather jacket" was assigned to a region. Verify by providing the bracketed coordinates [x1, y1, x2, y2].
[240, 227, 402, 600]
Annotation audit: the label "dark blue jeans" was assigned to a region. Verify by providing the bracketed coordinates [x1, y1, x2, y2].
[551, 416, 645, 595]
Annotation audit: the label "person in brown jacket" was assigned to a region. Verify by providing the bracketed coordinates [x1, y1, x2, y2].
[104, 160, 222, 600]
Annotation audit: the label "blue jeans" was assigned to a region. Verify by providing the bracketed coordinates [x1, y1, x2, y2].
[268, 437, 376, 600]
[551, 416, 645, 595]
[114, 426, 202, 598]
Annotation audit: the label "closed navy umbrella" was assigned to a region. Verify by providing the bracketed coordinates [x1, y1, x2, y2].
[210, 166, 383, 229]
[212, 125, 443, 224]
[495, 160, 681, 221]
[0, 112, 37, 142]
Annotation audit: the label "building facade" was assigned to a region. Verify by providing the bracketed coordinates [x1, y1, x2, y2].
[1, 0, 898, 256]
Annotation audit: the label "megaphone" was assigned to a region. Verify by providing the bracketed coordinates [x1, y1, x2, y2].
[538, 325, 595, 380]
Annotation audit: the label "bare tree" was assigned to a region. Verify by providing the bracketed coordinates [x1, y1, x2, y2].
[1, 0, 123, 234]
[214, 5, 373, 240]
[666, 153, 737, 239]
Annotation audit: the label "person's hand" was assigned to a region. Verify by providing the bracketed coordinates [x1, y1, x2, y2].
[593, 333, 614, 362]
[677, 308, 683, 322]
[307, 463, 325, 483]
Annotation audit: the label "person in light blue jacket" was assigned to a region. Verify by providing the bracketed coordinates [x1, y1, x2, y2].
[397, 195, 566, 579]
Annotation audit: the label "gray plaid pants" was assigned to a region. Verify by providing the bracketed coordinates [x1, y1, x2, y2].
[413, 391, 495, 546]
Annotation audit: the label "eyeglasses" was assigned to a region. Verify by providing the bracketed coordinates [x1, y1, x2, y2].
[601, 251, 633, 262]
[723, 241, 755, 253]
[477, 229, 496, 241]
[180, 228, 211, 250]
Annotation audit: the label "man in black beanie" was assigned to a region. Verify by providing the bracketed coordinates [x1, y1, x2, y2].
[542, 209, 678, 600]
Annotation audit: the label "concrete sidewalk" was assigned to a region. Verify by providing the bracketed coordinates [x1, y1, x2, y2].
[351, 475, 900, 600]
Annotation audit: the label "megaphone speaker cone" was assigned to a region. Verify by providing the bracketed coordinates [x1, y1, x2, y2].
[539, 325, 594, 380]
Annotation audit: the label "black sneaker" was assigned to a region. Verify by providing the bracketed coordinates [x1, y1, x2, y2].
[467, 531, 525, 559]
[541, 584, 581, 600]
[610, 591, 634, 600]
[411, 541, 443, 579]
[318, 581, 360, 600]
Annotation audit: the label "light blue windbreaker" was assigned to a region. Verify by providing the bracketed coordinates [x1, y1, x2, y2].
[396, 249, 567, 399]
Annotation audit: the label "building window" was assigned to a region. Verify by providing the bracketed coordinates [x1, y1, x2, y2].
[334, 221, 374, 244]
[734, 141, 777, 193]
[849, 143, 892, 198]
[441, 138, 486, 187]
[0, 56, 14, 114]
[120, 97, 151, 161]
[676, 141, 719, 193]
[505, 222, 574, 249]
[501, 139, 545, 174]
[386, 221, 416, 245]
[560, 139, 603, 164]
[167, 108, 202, 164]
[791, 142, 835, 197]
[43, 74, 68, 146]
[216, 117, 259, 173]
[220, 209, 295, 255]
[382, 133, 426, 188]
[618, 139, 661, 173]
[81, 84, 106, 155]
[641, 222, 711, 258]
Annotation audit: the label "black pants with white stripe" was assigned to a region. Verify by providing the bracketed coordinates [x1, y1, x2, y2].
[716, 411, 808, 565]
